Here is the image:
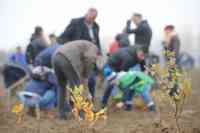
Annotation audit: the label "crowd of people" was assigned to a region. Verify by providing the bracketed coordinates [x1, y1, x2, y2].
[4, 7, 182, 120]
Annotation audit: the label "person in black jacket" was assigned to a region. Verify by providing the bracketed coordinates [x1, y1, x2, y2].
[59, 8, 101, 52]
[26, 26, 49, 64]
[115, 33, 130, 48]
[124, 13, 152, 54]
[107, 45, 146, 72]
[59, 8, 101, 103]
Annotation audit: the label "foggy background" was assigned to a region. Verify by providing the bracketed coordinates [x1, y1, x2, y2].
[0, 0, 199, 64]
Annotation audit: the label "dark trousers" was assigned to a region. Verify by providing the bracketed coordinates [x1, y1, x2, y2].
[52, 53, 80, 116]
[101, 83, 114, 107]
[88, 72, 97, 98]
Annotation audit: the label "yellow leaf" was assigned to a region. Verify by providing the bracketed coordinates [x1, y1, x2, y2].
[69, 84, 107, 122]
[12, 102, 24, 114]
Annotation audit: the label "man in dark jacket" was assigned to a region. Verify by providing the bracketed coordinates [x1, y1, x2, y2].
[59, 8, 101, 103]
[125, 13, 152, 54]
[107, 45, 146, 72]
[59, 8, 101, 52]
[52, 40, 99, 119]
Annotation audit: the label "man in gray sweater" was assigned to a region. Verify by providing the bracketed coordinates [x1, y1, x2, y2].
[52, 40, 99, 119]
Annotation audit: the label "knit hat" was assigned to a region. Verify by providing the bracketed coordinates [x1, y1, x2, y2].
[103, 66, 118, 84]
[107, 72, 117, 82]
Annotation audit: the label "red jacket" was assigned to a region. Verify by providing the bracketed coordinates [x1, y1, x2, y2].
[109, 41, 120, 54]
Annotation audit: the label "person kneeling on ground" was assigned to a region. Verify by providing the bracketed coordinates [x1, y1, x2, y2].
[103, 70, 156, 112]
[17, 66, 58, 117]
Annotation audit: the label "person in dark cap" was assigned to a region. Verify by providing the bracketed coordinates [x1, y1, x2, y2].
[107, 45, 146, 72]
[108, 33, 130, 55]
[115, 33, 130, 48]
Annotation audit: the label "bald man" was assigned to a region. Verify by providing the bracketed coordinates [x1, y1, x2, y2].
[59, 8, 101, 53]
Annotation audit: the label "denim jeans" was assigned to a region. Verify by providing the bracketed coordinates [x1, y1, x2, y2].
[17, 90, 56, 109]
[130, 64, 141, 71]
[39, 90, 56, 109]
[101, 82, 114, 107]
[123, 85, 154, 107]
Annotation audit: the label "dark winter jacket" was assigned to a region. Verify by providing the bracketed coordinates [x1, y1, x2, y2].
[126, 20, 152, 53]
[116, 33, 130, 47]
[26, 35, 48, 64]
[107, 45, 145, 72]
[59, 17, 101, 52]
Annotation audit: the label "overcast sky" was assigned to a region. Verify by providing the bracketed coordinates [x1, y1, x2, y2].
[0, 0, 199, 52]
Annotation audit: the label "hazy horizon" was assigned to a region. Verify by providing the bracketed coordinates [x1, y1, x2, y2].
[0, 0, 199, 59]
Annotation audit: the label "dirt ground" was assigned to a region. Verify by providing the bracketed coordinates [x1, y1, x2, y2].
[0, 70, 200, 133]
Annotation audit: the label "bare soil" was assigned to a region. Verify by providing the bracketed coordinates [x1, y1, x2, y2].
[0, 70, 200, 133]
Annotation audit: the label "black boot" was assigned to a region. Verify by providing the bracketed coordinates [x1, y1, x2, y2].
[148, 105, 156, 112]
[124, 104, 132, 111]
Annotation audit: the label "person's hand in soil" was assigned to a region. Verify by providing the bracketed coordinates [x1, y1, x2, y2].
[47, 111, 55, 119]
[27, 107, 36, 117]
[42, 109, 56, 119]
[116, 102, 124, 109]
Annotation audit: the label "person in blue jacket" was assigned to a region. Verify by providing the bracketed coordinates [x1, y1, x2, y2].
[9, 46, 27, 67]
[17, 66, 58, 116]
[34, 34, 60, 68]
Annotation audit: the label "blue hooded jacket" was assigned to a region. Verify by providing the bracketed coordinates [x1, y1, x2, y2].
[34, 44, 60, 68]
[25, 72, 58, 97]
